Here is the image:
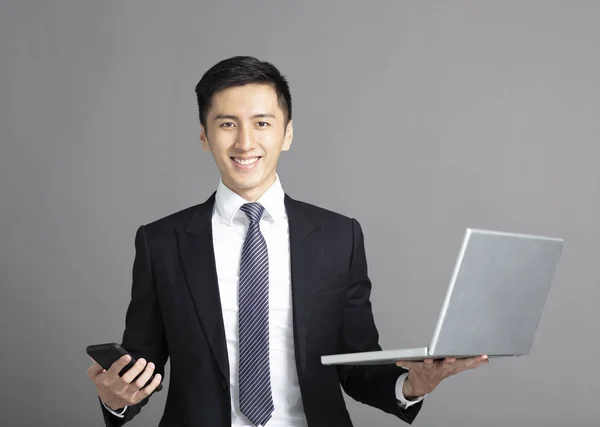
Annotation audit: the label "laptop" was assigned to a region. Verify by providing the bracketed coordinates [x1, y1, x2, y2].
[321, 228, 563, 365]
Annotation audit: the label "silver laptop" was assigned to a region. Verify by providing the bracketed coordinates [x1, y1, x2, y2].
[321, 228, 563, 365]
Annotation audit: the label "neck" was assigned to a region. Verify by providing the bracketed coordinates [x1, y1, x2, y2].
[224, 174, 277, 202]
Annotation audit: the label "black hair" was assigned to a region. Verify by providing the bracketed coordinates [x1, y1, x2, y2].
[195, 56, 292, 128]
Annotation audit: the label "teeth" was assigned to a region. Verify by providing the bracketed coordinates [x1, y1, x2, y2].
[233, 157, 259, 165]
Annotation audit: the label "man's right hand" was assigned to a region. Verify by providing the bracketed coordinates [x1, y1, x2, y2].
[87, 354, 162, 411]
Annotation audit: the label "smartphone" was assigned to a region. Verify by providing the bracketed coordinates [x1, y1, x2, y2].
[86, 342, 163, 392]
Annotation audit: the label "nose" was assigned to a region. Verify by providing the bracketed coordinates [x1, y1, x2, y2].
[234, 124, 254, 152]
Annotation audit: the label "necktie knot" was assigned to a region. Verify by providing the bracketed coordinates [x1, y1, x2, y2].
[240, 202, 265, 224]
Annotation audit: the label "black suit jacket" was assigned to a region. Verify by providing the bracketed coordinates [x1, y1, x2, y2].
[100, 193, 423, 427]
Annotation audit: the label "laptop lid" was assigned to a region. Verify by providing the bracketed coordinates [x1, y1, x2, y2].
[428, 228, 563, 357]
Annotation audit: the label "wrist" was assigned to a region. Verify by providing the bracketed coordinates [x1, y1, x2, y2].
[101, 397, 124, 412]
[402, 378, 420, 401]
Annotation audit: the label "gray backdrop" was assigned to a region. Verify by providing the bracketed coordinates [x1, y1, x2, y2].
[1, 1, 599, 426]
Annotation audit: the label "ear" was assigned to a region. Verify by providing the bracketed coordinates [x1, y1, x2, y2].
[282, 120, 293, 152]
[200, 126, 210, 152]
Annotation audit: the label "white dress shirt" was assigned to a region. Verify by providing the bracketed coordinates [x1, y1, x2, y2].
[103, 175, 424, 423]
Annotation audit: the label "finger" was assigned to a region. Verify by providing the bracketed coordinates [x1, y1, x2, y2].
[443, 357, 457, 365]
[396, 360, 419, 369]
[120, 358, 148, 385]
[454, 357, 490, 373]
[461, 360, 489, 372]
[132, 373, 162, 403]
[470, 356, 490, 368]
[129, 362, 155, 392]
[423, 359, 435, 369]
[87, 360, 105, 378]
[106, 354, 132, 378]
[440, 356, 476, 374]
[463, 356, 483, 367]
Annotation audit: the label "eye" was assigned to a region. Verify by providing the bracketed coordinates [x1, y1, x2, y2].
[220, 122, 236, 128]
[256, 121, 269, 128]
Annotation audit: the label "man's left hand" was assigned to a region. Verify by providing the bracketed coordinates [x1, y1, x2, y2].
[397, 355, 489, 399]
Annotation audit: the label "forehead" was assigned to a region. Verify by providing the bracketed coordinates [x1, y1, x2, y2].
[208, 84, 283, 118]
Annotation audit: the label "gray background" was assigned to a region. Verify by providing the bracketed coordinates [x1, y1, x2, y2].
[1, 1, 598, 426]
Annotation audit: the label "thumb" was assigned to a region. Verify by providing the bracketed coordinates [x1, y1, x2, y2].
[88, 359, 105, 378]
[396, 360, 416, 369]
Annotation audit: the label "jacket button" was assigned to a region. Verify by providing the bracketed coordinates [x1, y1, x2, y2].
[222, 380, 227, 390]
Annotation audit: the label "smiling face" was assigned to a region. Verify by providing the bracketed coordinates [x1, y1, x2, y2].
[200, 83, 293, 201]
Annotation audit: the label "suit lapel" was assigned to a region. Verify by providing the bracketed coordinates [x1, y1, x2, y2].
[175, 193, 230, 383]
[285, 195, 323, 380]
[174, 192, 323, 384]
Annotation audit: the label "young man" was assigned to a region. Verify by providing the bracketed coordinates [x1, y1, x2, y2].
[87, 56, 488, 427]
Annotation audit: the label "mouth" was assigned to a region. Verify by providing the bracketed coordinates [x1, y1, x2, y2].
[230, 156, 261, 169]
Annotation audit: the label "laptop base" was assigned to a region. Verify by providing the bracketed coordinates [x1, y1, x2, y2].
[321, 347, 518, 365]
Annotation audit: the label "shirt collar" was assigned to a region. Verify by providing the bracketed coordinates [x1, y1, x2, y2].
[214, 174, 287, 225]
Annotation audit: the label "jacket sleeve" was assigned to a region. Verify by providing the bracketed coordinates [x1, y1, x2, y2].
[336, 218, 423, 425]
[99, 225, 169, 427]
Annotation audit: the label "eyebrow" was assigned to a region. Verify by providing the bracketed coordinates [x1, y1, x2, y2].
[213, 113, 276, 121]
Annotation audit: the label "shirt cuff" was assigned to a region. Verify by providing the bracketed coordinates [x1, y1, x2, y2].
[101, 399, 127, 418]
[395, 372, 426, 409]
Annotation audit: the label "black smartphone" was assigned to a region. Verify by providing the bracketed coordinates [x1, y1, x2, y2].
[86, 343, 163, 392]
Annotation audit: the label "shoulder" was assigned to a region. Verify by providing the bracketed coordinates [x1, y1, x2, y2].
[285, 195, 363, 236]
[144, 204, 200, 229]
[138, 192, 215, 238]
[286, 195, 351, 220]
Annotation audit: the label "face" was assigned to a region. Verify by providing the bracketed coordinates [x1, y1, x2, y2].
[200, 83, 293, 201]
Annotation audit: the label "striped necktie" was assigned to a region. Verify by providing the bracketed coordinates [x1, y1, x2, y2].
[238, 202, 274, 426]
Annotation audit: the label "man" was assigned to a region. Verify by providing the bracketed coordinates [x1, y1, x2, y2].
[87, 56, 488, 427]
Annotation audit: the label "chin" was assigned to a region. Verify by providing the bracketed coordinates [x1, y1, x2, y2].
[227, 176, 263, 191]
